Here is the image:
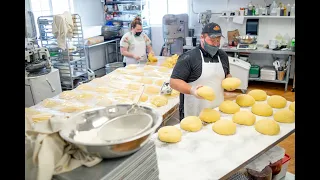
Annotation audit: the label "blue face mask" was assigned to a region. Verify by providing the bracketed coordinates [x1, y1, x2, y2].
[204, 40, 219, 57]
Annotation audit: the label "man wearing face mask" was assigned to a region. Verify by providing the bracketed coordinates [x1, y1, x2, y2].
[120, 17, 155, 66]
[170, 22, 233, 120]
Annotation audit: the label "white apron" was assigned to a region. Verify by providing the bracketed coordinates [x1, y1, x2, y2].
[184, 50, 225, 117]
[124, 35, 146, 65]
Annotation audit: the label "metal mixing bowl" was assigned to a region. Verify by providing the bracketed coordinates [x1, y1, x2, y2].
[59, 104, 162, 158]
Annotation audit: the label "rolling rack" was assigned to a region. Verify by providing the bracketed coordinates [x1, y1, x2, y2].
[37, 14, 88, 90]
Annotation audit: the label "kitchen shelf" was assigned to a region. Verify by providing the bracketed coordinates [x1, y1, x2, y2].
[220, 15, 295, 19]
[105, 0, 145, 4]
[249, 77, 287, 84]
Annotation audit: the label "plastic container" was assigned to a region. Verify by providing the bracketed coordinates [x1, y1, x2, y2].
[185, 37, 193, 46]
[272, 154, 291, 180]
[277, 70, 286, 81]
[249, 65, 260, 78]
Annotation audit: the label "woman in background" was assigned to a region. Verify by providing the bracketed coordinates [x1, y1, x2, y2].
[120, 17, 154, 66]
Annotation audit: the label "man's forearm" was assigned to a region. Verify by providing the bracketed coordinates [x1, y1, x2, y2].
[170, 78, 192, 94]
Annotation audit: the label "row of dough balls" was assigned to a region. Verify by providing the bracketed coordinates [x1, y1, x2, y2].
[158, 94, 295, 143]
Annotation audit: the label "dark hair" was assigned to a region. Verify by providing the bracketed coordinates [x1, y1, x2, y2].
[131, 16, 142, 29]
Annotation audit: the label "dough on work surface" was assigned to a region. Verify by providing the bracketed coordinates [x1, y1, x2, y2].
[77, 84, 95, 91]
[126, 64, 138, 69]
[180, 116, 203, 132]
[145, 86, 160, 94]
[59, 103, 92, 113]
[170, 89, 180, 96]
[232, 111, 256, 126]
[96, 97, 113, 107]
[147, 72, 162, 78]
[127, 83, 142, 91]
[255, 119, 280, 136]
[59, 91, 77, 100]
[155, 79, 165, 86]
[143, 65, 155, 70]
[251, 103, 273, 116]
[158, 67, 170, 73]
[199, 108, 221, 123]
[289, 102, 295, 112]
[140, 77, 153, 84]
[113, 89, 130, 95]
[32, 113, 53, 122]
[267, 95, 287, 109]
[273, 109, 295, 123]
[150, 95, 168, 107]
[139, 94, 149, 102]
[41, 99, 62, 108]
[248, 89, 267, 101]
[76, 93, 94, 101]
[221, 77, 241, 91]
[236, 94, 255, 107]
[95, 86, 110, 93]
[131, 70, 144, 76]
[158, 126, 182, 143]
[25, 108, 40, 115]
[196, 86, 215, 101]
[219, 100, 240, 114]
[212, 119, 237, 135]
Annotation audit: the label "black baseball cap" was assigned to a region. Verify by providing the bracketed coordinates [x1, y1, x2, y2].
[202, 22, 224, 38]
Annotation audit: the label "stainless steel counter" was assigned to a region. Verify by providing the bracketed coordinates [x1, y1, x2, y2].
[221, 45, 295, 55]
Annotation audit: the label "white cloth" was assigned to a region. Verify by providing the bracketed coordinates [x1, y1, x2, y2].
[124, 35, 146, 65]
[184, 50, 225, 117]
[25, 114, 102, 180]
[52, 11, 74, 50]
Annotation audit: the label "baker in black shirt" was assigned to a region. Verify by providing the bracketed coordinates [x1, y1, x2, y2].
[170, 22, 234, 120]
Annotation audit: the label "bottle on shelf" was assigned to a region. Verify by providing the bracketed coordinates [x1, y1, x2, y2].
[291, 4, 295, 16]
[287, 4, 291, 16]
[270, 0, 278, 16]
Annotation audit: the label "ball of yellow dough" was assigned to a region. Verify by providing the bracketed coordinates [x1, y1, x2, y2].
[221, 77, 241, 91]
[254, 119, 280, 136]
[95, 87, 110, 93]
[145, 86, 160, 94]
[273, 109, 295, 123]
[140, 77, 153, 84]
[158, 126, 182, 143]
[267, 95, 287, 109]
[150, 95, 168, 107]
[42, 99, 61, 108]
[77, 84, 95, 91]
[236, 94, 256, 107]
[289, 102, 295, 112]
[212, 119, 237, 135]
[196, 86, 215, 101]
[155, 79, 165, 86]
[251, 103, 273, 116]
[232, 111, 256, 126]
[139, 94, 149, 102]
[143, 65, 155, 71]
[127, 83, 142, 91]
[96, 97, 113, 107]
[248, 89, 267, 101]
[199, 108, 221, 123]
[59, 91, 77, 100]
[126, 64, 138, 69]
[180, 116, 203, 132]
[219, 100, 240, 114]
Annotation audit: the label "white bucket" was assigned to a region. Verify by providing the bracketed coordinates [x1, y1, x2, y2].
[186, 37, 192, 46]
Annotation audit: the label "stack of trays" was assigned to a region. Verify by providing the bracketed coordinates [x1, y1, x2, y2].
[53, 142, 159, 180]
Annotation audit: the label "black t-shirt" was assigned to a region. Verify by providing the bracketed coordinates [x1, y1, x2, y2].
[170, 45, 230, 120]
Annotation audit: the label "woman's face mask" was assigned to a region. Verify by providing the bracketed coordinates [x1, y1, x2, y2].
[135, 31, 142, 36]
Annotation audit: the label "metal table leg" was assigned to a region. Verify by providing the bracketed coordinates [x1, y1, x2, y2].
[291, 71, 295, 92]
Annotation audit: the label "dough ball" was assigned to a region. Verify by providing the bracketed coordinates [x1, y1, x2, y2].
[59, 103, 91, 113]
[170, 89, 180, 96]
[113, 89, 130, 95]
[131, 70, 144, 76]
[251, 103, 273, 116]
[76, 93, 94, 101]
[274, 109, 295, 123]
[155, 79, 165, 86]
[32, 113, 53, 122]
[126, 64, 138, 69]
[180, 116, 203, 132]
[95, 86, 110, 93]
[158, 126, 182, 143]
[123, 75, 135, 80]
[25, 108, 41, 116]
[139, 94, 149, 102]
[140, 77, 153, 84]
[219, 100, 240, 114]
[255, 119, 280, 136]
[150, 95, 168, 107]
[59, 91, 77, 100]
[159, 67, 170, 73]
[232, 111, 256, 126]
[212, 119, 236, 135]
[127, 83, 142, 91]
[96, 97, 113, 107]
[196, 86, 215, 101]
[77, 84, 94, 91]
[248, 89, 267, 101]
[143, 65, 155, 70]
[236, 94, 255, 107]
[221, 77, 241, 91]
[289, 102, 295, 112]
[41, 99, 61, 108]
[199, 108, 221, 123]
[267, 95, 287, 109]
[145, 86, 160, 94]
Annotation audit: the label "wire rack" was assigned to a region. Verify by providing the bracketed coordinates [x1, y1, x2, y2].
[37, 14, 88, 90]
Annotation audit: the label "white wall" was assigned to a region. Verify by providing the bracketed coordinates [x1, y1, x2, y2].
[73, 0, 105, 26]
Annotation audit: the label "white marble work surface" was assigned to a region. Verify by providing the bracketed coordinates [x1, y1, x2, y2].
[151, 98, 295, 180]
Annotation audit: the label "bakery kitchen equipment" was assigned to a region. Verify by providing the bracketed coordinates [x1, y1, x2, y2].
[228, 57, 251, 93]
[236, 35, 258, 50]
[25, 11, 62, 107]
[161, 14, 189, 56]
[198, 10, 212, 26]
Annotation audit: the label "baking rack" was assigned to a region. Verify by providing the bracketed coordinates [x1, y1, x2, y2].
[37, 14, 88, 90]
